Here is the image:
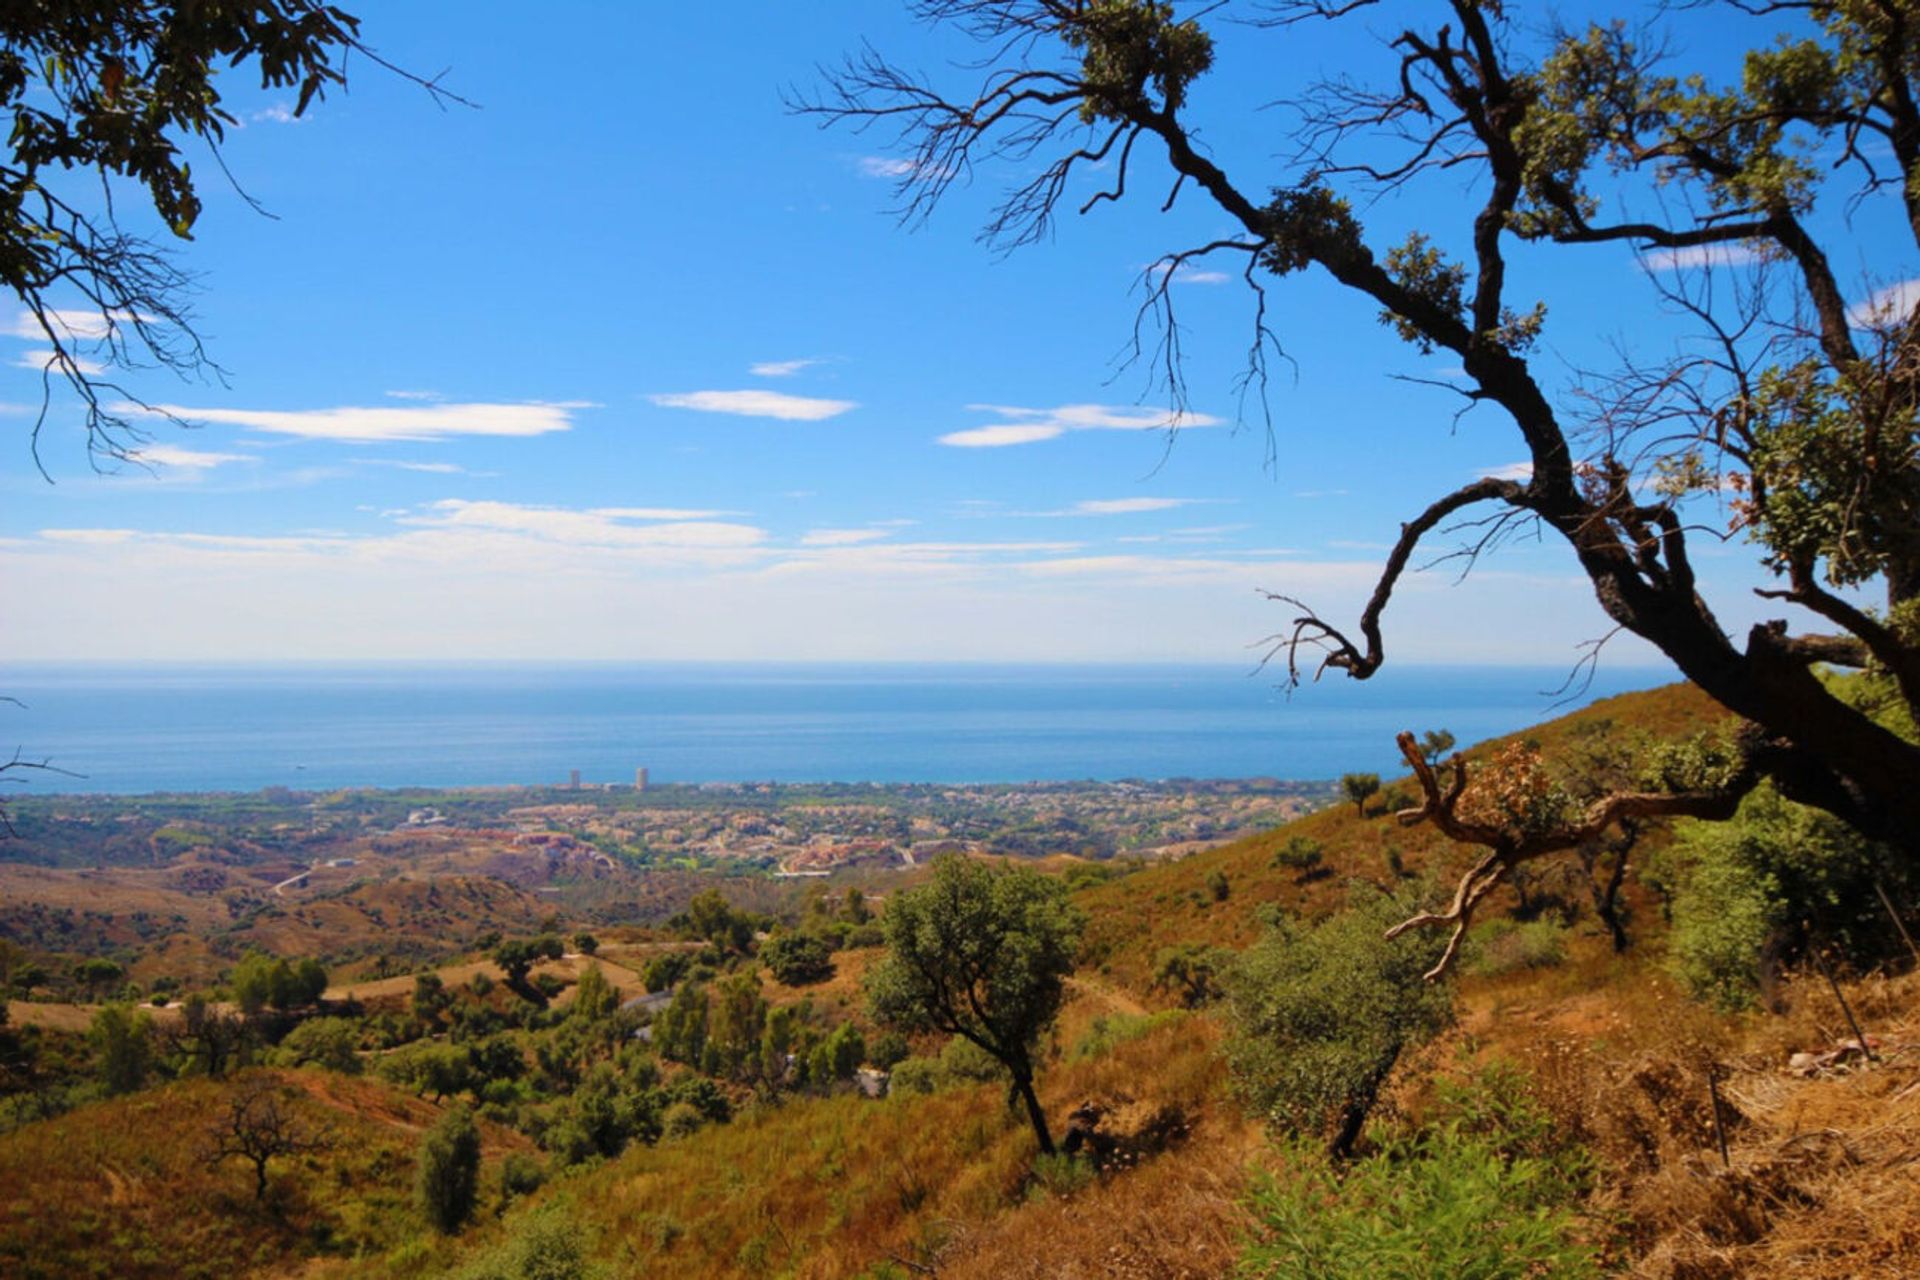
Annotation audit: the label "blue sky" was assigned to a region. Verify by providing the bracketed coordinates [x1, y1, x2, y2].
[0, 2, 1903, 664]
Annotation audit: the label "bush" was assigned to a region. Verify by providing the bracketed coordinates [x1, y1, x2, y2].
[1270, 837, 1324, 877]
[416, 1104, 482, 1234]
[1071, 1010, 1186, 1061]
[458, 1204, 601, 1280]
[1225, 885, 1452, 1158]
[1237, 1133, 1600, 1279]
[886, 1035, 1007, 1096]
[1462, 919, 1569, 979]
[1655, 783, 1900, 1010]
[660, 1101, 705, 1141]
[760, 932, 835, 986]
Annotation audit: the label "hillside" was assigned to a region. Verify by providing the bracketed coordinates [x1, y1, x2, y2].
[4, 679, 1917, 1277]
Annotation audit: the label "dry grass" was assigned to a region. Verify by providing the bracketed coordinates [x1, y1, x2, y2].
[0, 1069, 528, 1280]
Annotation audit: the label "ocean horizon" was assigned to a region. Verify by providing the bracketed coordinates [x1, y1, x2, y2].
[0, 661, 1676, 795]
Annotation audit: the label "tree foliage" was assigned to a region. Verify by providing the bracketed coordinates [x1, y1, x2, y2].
[416, 1102, 482, 1234]
[803, 0, 1920, 871]
[866, 855, 1082, 1153]
[1225, 886, 1453, 1159]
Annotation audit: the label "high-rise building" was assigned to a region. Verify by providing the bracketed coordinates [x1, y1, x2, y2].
[568, 769, 581, 790]
[635, 767, 650, 792]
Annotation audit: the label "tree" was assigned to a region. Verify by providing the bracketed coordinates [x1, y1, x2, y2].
[274, 1016, 362, 1074]
[1417, 730, 1457, 766]
[415, 1102, 482, 1234]
[0, 1, 459, 468]
[1151, 942, 1230, 1008]
[166, 992, 252, 1078]
[1225, 886, 1453, 1159]
[1340, 773, 1381, 819]
[88, 1002, 151, 1094]
[803, 1, 1920, 905]
[204, 1075, 327, 1202]
[760, 931, 836, 986]
[72, 956, 124, 1001]
[492, 936, 562, 991]
[569, 962, 619, 1023]
[866, 855, 1083, 1154]
[571, 931, 599, 957]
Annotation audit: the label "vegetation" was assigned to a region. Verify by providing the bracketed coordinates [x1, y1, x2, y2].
[867, 855, 1084, 1153]
[1225, 886, 1453, 1159]
[1339, 774, 1381, 819]
[417, 1103, 483, 1234]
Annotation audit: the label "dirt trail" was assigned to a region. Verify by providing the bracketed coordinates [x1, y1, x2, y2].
[1067, 975, 1150, 1019]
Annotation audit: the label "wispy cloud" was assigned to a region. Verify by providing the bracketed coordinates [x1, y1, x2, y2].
[6, 308, 119, 342]
[384, 389, 446, 402]
[856, 156, 915, 178]
[130, 400, 590, 443]
[798, 528, 892, 547]
[939, 403, 1221, 448]
[130, 444, 255, 471]
[1068, 497, 1207, 515]
[401, 500, 766, 554]
[649, 390, 857, 421]
[248, 103, 302, 126]
[749, 358, 823, 378]
[1848, 278, 1920, 328]
[1145, 261, 1231, 285]
[1640, 243, 1760, 273]
[1476, 461, 1533, 481]
[15, 349, 106, 375]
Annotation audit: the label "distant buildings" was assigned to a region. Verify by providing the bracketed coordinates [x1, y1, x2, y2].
[568, 769, 581, 790]
[635, 766, 649, 792]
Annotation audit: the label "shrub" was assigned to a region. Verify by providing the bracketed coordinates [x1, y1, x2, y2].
[660, 1101, 704, 1141]
[458, 1204, 601, 1280]
[1225, 885, 1452, 1158]
[1462, 919, 1569, 979]
[416, 1104, 482, 1234]
[760, 932, 835, 986]
[1237, 1132, 1600, 1279]
[1270, 837, 1323, 877]
[1071, 1010, 1186, 1061]
[1205, 869, 1231, 902]
[1655, 783, 1899, 1010]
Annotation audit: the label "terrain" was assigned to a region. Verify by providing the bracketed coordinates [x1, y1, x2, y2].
[1, 681, 1916, 1277]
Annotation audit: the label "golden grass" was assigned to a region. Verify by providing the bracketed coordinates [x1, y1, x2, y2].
[0, 1068, 528, 1280]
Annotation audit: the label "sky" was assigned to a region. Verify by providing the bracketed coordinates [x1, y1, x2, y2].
[0, 1, 1906, 667]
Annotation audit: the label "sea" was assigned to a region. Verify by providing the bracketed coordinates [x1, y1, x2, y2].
[0, 663, 1675, 795]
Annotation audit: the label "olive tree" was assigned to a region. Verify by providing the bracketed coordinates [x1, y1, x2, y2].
[866, 855, 1083, 1153]
[802, 0, 1920, 953]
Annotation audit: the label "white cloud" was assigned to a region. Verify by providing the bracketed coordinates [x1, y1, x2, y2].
[408, 500, 765, 551]
[798, 528, 892, 547]
[249, 103, 301, 125]
[6, 308, 117, 341]
[1848, 278, 1920, 329]
[1070, 497, 1200, 515]
[1640, 243, 1760, 273]
[648, 390, 857, 421]
[16, 349, 106, 375]
[749, 358, 821, 378]
[130, 444, 255, 471]
[1146, 261, 1231, 285]
[1476, 461, 1533, 482]
[941, 424, 1066, 448]
[938, 403, 1221, 448]
[133, 400, 588, 443]
[384, 389, 446, 402]
[856, 156, 915, 178]
[590, 506, 743, 520]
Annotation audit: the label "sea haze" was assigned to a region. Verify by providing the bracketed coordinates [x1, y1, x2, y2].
[0, 663, 1675, 794]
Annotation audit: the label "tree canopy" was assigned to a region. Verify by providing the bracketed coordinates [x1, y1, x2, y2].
[804, 0, 1920, 886]
[866, 855, 1083, 1152]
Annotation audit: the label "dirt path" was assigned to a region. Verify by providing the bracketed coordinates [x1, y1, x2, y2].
[1067, 975, 1150, 1019]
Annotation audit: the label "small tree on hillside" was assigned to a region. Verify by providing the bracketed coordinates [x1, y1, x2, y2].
[761, 931, 835, 986]
[88, 1003, 152, 1095]
[1418, 730, 1457, 766]
[866, 856, 1083, 1154]
[492, 936, 563, 991]
[416, 1103, 482, 1234]
[1340, 773, 1382, 819]
[204, 1075, 328, 1202]
[1226, 886, 1453, 1159]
